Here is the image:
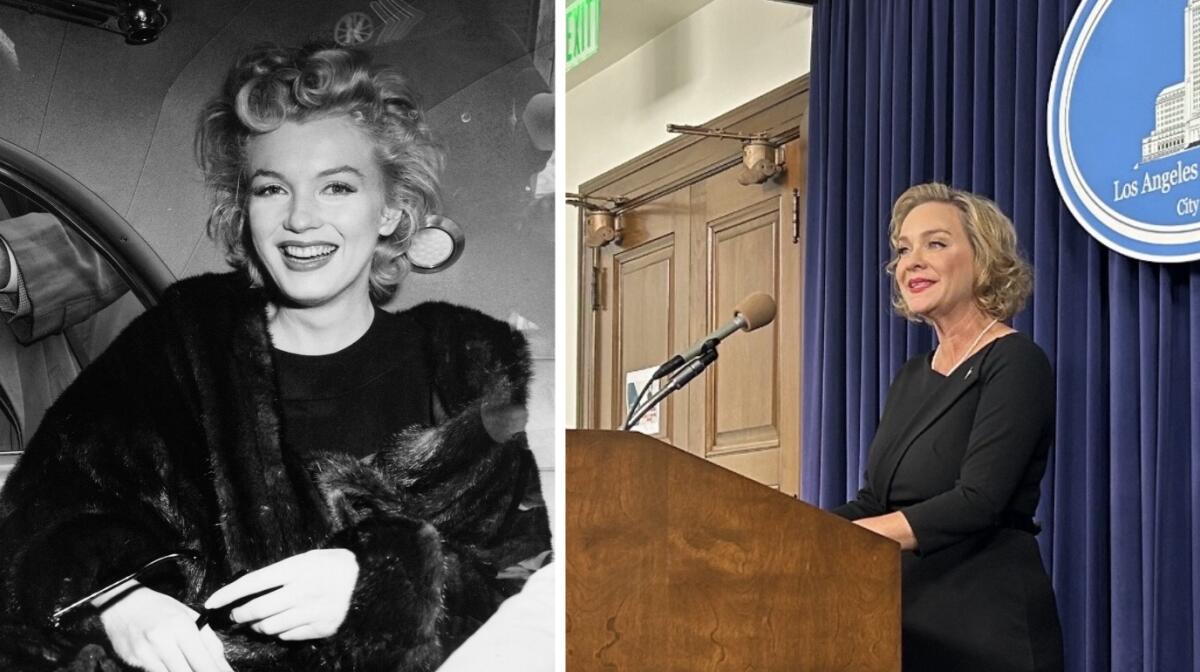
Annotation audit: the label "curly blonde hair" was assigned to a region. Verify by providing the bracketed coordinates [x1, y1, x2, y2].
[195, 42, 443, 304]
[886, 183, 1032, 322]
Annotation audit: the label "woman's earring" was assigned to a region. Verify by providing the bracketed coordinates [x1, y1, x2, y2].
[381, 212, 401, 235]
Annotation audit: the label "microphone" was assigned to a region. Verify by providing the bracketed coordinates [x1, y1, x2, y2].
[652, 292, 777, 380]
[624, 292, 777, 431]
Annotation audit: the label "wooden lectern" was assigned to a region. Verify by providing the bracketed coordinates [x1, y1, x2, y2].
[567, 430, 900, 671]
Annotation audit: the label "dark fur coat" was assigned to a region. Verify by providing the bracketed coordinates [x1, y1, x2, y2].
[0, 272, 552, 671]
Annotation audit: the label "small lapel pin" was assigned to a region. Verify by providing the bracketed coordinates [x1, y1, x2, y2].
[964, 367, 974, 380]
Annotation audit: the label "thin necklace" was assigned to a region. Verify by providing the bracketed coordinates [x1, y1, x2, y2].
[934, 318, 999, 374]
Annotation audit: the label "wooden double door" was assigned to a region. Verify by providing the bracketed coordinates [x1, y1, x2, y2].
[576, 80, 807, 495]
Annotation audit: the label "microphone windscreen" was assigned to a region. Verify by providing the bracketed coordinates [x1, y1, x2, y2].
[735, 292, 777, 331]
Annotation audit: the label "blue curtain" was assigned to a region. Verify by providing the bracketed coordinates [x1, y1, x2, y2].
[802, 1, 1200, 670]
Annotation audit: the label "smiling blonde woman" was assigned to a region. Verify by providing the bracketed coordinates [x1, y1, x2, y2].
[0, 43, 550, 672]
[833, 183, 1063, 672]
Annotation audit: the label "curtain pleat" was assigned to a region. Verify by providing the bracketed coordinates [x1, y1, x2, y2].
[803, 1, 1200, 669]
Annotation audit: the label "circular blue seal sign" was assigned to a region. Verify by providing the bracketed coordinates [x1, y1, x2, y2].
[1049, 0, 1200, 262]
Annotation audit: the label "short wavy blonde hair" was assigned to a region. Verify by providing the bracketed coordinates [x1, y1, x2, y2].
[886, 183, 1032, 322]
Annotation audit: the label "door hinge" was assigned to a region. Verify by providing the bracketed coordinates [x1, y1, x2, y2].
[792, 188, 801, 244]
[590, 266, 602, 311]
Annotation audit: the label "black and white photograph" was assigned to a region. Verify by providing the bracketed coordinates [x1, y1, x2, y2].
[0, 1, 555, 670]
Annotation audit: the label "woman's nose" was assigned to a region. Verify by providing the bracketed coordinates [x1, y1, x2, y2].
[284, 194, 320, 232]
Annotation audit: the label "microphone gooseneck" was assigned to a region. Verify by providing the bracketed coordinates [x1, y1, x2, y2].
[651, 292, 778, 381]
[627, 293, 778, 431]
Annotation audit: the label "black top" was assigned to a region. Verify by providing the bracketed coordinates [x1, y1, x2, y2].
[833, 332, 1063, 671]
[833, 333, 1054, 548]
[274, 308, 433, 459]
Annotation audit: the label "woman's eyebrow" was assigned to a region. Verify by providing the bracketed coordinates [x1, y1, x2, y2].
[248, 166, 365, 179]
[897, 228, 951, 243]
[316, 165, 365, 178]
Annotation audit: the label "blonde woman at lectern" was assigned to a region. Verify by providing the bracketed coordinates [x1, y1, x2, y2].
[833, 183, 1063, 672]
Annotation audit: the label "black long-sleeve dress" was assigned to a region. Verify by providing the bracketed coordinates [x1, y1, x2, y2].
[833, 333, 1063, 672]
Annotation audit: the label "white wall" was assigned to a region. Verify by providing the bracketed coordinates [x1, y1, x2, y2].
[565, 0, 812, 425]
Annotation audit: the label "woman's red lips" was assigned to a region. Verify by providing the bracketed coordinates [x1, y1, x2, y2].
[907, 278, 935, 293]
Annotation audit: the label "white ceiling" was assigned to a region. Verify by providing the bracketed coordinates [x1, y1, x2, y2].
[566, 0, 719, 90]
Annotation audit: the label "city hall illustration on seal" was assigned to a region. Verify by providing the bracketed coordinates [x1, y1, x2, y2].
[1051, 0, 1200, 262]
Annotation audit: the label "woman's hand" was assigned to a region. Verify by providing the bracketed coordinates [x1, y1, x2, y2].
[854, 511, 918, 551]
[98, 583, 233, 672]
[203, 548, 359, 641]
[480, 379, 528, 442]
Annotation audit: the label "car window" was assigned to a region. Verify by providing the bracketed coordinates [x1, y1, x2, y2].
[0, 183, 149, 479]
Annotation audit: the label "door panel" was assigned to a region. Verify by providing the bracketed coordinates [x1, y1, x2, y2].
[691, 182, 786, 488]
[707, 199, 780, 452]
[709, 447, 783, 490]
[613, 236, 675, 443]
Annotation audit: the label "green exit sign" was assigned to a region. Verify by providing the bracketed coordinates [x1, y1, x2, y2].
[566, 0, 600, 70]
